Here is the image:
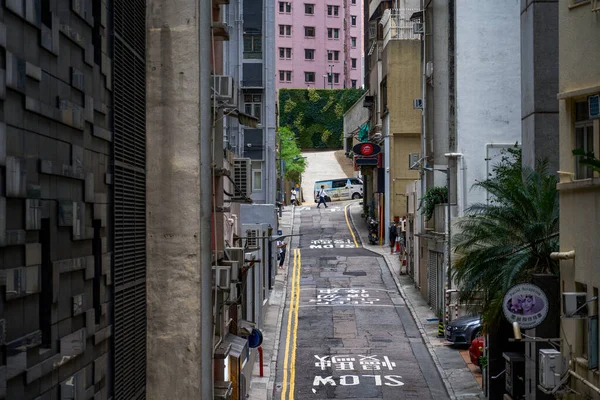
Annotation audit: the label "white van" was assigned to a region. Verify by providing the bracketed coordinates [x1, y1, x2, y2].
[314, 178, 363, 202]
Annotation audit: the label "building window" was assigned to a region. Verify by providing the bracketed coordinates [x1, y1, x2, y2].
[305, 49, 315, 60]
[327, 28, 340, 39]
[327, 5, 339, 16]
[279, 47, 292, 59]
[279, 70, 292, 82]
[252, 161, 263, 191]
[304, 72, 316, 83]
[351, 58, 357, 69]
[352, 0, 356, 4]
[327, 73, 340, 84]
[351, 79, 357, 88]
[351, 36, 357, 47]
[304, 26, 316, 37]
[304, 3, 315, 14]
[278, 1, 291, 13]
[243, 30, 262, 59]
[279, 25, 292, 36]
[351, 15, 357, 26]
[574, 100, 595, 180]
[327, 50, 340, 61]
[244, 94, 262, 123]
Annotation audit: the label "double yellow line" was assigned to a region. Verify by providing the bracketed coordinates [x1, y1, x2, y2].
[281, 248, 301, 400]
[344, 203, 359, 248]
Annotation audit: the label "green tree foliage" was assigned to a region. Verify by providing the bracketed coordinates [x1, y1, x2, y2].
[573, 148, 600, 173]
[419, 187, 448, 221]
[278, 126, 306, 183]
[452, 148, 559, 326]
[279, 88, 366, 149]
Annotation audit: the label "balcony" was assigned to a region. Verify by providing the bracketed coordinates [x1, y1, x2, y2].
[381, 8, 420, 49]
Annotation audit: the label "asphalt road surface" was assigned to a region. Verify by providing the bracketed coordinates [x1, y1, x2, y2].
[274, 201, 448, 400]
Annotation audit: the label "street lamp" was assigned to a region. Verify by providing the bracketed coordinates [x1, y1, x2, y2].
[328, 64, 334, 89]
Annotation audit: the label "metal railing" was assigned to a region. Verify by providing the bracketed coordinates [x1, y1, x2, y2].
[381, 8, 421, 49]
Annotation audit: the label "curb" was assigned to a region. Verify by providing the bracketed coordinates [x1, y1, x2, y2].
[347, 204, 457, 400]
[266, 205, 296, 400]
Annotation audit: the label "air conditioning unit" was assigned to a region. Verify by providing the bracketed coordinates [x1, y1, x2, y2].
[426, 61, 434, 78]
[563, 292, 588, 317]
[413, 98, 423, 110]
[232, 158, 252, 201]
[225, 247, 245, 280]
[412, 22, 424, 35]
[212, 265, 231, 290]
[212, 75, 235, 103]
[220, 260, 240, 282]
[539, 349, 565, 390]
[409, 153, 420, 170]
[589, 94, 599, 119]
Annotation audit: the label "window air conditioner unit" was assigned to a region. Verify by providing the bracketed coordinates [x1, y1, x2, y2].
[563, 292, 588, 317]
[232, 158, 252, 200]
[225, 247, 245, 279]
[220, 260, 240, 282]
[212, 75, 235, 103]
[426, 61, 434, 78]
[412, 22, 424, 35]
[413, 98, 423, 110]
[212, 265, 232, 290]
[409, 153, 420, 170]
[539, 349, 565, 390]
[589, 94, 599, 119]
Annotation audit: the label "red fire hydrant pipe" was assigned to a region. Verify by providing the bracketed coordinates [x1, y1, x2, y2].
[258, 345, 264, 377]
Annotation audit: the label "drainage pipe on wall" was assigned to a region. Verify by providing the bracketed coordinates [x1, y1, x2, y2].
[199, 0, 214, 397]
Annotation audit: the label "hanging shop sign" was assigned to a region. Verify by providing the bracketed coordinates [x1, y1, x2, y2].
[502, 283, 549, 329]
[353, 142, 381, 157]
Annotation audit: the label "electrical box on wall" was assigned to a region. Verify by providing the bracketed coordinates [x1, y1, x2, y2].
[563, 292, 588, 317]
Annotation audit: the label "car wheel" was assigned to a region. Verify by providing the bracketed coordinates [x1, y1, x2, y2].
[352, 193, 361, 200]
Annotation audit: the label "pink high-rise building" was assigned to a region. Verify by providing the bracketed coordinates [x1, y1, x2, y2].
[275, 0, 363, 89]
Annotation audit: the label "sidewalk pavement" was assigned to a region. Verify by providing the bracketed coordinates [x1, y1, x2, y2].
[348, 203, 484, 400]
[247, 205, 295, 400]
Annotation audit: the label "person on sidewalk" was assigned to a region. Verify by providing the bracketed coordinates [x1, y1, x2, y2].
[317, 185, 328, 208]
[290, 189, 297, 206]
[389, 222, 398, 254]
[276, 232, 287, 269]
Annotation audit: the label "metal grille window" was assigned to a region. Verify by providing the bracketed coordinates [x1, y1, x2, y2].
[244, 94, 262, 123]
[304, 3, 315, 14]
[304, 72, 316, 83]
[305, 49, 315, 60]
[246, 229, 259, 248]
[243, 30, 262, 59]
[113, 0, 147, 398]
[304, 26, 316, 37]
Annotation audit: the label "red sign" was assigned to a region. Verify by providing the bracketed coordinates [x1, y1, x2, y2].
[353, 142, 381, 157]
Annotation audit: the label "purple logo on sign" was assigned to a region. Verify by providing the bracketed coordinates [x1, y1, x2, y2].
[502, 283, 548, 329]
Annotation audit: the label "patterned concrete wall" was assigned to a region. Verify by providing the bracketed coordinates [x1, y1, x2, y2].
[1, 0, 113, 399]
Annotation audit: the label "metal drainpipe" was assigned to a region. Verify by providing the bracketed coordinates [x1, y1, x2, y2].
[199, 0, 213, 396]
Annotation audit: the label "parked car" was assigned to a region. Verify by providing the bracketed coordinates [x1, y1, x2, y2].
[445, 315, 482, 345]
[469, 336, 485, 367]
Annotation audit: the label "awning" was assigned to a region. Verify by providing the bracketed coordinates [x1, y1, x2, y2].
[223, 108, 259, 128]
[214, 333, 249, 363]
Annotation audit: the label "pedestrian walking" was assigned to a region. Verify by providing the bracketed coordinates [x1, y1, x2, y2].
[317, 185, 328, 208]
[277, 232, 287, 269]
[290, 189, 297, 206]
[389, 222, 398, 254]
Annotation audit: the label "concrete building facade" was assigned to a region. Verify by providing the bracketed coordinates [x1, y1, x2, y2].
[1, 0, 146, 398]
[558, 1, 600, 398]
[275, 0, 363, 89]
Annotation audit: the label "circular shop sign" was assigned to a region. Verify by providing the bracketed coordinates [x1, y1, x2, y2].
[502, 283, 548, 329]
[353, 142, 381, 157]
[361, 143, 374, 155]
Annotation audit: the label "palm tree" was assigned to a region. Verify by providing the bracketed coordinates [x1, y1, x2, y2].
[452, 149, 559, 325]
